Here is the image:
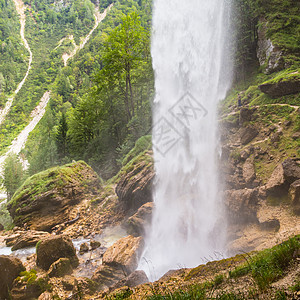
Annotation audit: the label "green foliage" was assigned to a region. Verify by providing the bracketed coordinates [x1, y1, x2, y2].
[1, 153, 25, 200]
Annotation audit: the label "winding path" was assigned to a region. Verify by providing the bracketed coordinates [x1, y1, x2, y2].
[0, 3, 112, 180]
[0, 0, 32, 126]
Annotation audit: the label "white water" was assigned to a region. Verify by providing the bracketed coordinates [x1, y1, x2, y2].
[139, 0, 233, 281]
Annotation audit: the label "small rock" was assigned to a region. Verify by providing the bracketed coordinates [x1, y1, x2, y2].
[48, 258, 73, 277]
[80, 242, 89, 254]
[90, 240, 101, 250]
[240, 126, 259, 145]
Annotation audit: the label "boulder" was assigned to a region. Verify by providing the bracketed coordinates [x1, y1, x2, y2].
[224, 188, 259, 223]
[259, 79, 300, 98]
[91, 264, 126, 289]
[111, 270, 149, 291]
[116, 151, 154, 212]
[36, 235, 79, 270]
[11, 230, 50, 251]
[240, 126, 258, 145]
[103, 235, 144, 274]
[239, 107, 256, 125]
[0, 256, 25, 300]
[289, 179, 300, 214]
[48, 258, 73, 277]
[90, 240, 101, 250]
[266, 158, 300, 196]
[259, 219, 280, 231]
[126, 202, 154, 236]
[8, 161, 101, 232]
[80, 242, 89, 255]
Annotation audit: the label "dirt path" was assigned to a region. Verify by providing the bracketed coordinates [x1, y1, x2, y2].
[0, 0, 32, 126]
[62, 4, 113, 66]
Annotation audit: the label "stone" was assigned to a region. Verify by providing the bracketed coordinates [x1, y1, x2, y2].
[239, 107, 256, 125]
[266, 158, 300, 197]
[36, 235, 79, 270]
[80, 242, 89, 254]
[7, 161, 101, 232]
[116, 151, 154, 211]
[289, 179, 300, 214]
[0, 223, 4, 231]
[92, 264, 126, 289]
[90, 240, 101, 250]
[48, 258, 73, 277]
[126, 202, 154, 236]
[38, 292, 53, 300]
[103, 235, 144, 274]
[242, 157, 256, 186]
[224, 188, 259, 223]
[240, 126, 258, 145]
[259, 219, 280, 231]
[111, 270, 149, 291]
[259, 79, 300, 98]
[11, 230, 50, 251]
[0, 255, 25, 300]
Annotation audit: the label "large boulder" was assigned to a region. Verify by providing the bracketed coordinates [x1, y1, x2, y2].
[126, 202, 154, 236]
[48, 258, 73, 277]
[224, 188, 259, 223]
[8, 161, 101, 231]
[0, 256, 25, 300]
[116, 151, 154, 212]
[36, 235, 79, 270]
[259, 79, 300, 98]
[266, 158, 300, 197]
[102, 235, 144, 274]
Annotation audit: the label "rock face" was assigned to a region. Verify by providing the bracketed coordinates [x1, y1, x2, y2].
[257, 18, 284, 74]
[224, 189, 259, 223]
[259, 79, 300, 98]
[116, 152, 154, 211]
[266, 159, 300, 196]
[102, 235, 144, 274]
[8, 161, 101, 231]
[242, 157, 256, 186]
[36, 235, 79, 270]
[126, 202, 154, 236]
[0, 255, 25, 300]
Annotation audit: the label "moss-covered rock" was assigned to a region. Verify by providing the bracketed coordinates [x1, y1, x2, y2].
[8, 161, 101, 231]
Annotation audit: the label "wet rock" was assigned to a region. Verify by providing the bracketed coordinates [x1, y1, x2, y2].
[259, 79, 300, 98]
[257, 18, 284, 74]
[103, 235, 144, 274]
[48, 258, 73, 277]
[116, 151, 154, 212]
[90, 240, 101, 250]
[289, 179, 300, 214]
[240, 126, 258, 145]
[80, 242, 89, 254]
[11, 230, 50, 251]
[5, 232, 22, 247]
[0, 256, 25, 300]
[111, 270, 149, 291]
[224, 188, 259, 223]
[266, 158, 300, 196]
[126, 202, 154, 236]
[8, 161, 101, 232]
[36, 235, 79, 270]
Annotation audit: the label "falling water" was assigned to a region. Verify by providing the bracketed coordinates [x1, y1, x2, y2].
[139, 0, 233, 281]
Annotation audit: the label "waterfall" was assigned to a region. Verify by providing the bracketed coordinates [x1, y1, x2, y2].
[139, 0, 233, 281]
